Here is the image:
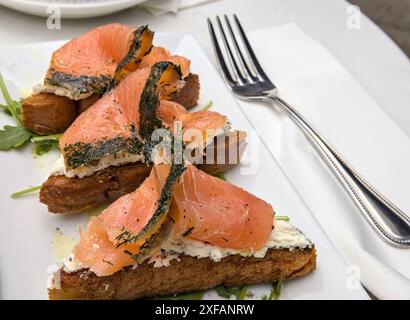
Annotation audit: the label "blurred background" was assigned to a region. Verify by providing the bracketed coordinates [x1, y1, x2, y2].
[350, 0, 410, 56]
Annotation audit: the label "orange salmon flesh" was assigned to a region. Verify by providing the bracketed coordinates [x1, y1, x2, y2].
[73, 164, 274, 276]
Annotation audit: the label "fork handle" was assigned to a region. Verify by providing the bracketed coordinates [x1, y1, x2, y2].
[266, 95, 410, 247]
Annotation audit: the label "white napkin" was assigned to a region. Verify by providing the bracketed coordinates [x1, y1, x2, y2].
[236, 24, 410, 300]
[140, 0, 216, 16]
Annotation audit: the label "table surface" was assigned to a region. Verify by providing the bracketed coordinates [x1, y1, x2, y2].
[0, 0, 409, 136]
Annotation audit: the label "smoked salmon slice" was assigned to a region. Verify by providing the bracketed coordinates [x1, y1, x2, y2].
[157, 100, 228, 146]
[72, 163, 274, 276]
[42, 24, 191, 101]
[73, 164, 184, 276]
[140, 47, 191, 78]
[44, 24, 154, 100]
[72, 216, 138, 276]
[99, 164, 172, 243]
[171, 164, 274, 250]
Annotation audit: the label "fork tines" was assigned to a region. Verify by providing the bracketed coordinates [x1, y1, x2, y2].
[207, 14, 271, 86]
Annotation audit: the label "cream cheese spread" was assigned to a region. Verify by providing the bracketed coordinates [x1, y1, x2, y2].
[58, 220, 312, 276]
[33, 83, 92, 101]
[50, 152, 145, 179]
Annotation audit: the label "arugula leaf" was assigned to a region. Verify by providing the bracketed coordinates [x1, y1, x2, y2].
[215, 285, 248, 300]
[34, 139, 58, 155]
[0, 73, 60, 155]
[0, 73, 22, 126]
[0, 103, 11, 116]
[0, 125, 31, 150]
[235, 286, 248, 300]
[268, 280, 282, 300]
[215, 285, 232, 298]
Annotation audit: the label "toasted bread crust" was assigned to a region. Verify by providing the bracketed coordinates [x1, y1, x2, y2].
[40, 163, 151, 214]
[21, 93, 77, 135]
[170, 73, 200, 109]
[40, 130, 246, 214]
[22, 73, 200, 135]
[49, 247, 316, 300]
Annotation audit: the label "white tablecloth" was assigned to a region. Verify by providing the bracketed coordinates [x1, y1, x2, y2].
[239, 24, 410, 300]
[0, 0, 409, 299]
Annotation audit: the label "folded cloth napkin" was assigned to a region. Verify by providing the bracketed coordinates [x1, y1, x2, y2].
[140, 0, 216, 16]
[236, 24, 410, 300]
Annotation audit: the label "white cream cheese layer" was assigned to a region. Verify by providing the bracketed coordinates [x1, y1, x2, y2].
[59, 220, 312, 275]
[33, 83, 92, 101]
[51, 152, 145, 179]
[50, 124, 232, 179]
[149, 220, 312, 267]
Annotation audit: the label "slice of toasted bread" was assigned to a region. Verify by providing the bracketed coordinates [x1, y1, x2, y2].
[49, 246, 316, 300]
[21, 93, 77, 135]
[22, 73, 200, 135]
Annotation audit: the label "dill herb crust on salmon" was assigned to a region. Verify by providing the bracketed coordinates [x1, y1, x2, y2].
[57, 61, 227, 174]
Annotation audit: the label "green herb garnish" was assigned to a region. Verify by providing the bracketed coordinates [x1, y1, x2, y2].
[182, 226, 194, 238]
[215, 285, 248, 300]
[268, 280, 282, 300]
[235, 286, 248, 300]
[212, 172, 226, 181]
[0, 73, 22, 126]
[34, 139, 59, 155]
[11, 185, 42, 198]
[275, 215, 289, 221]
[31, 134, 62, 142]
[102, 259, 114, 266]
[0, 73, 61, 154]
[0, 125, 31, 150]
[199, 100, 213, 112]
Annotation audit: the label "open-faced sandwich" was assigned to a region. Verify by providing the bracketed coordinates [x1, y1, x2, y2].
[21, 24, 200, 135]
[40, 61, 246, 213]
[48, 163, 316, 300]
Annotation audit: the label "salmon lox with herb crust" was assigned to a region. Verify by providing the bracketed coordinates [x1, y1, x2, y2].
[58, 61, 228, 177]
[73, 164, 274, 276]
[39, 23, 191, 101]
[42, 24, 154, 100]
[48, 163, 315, 299]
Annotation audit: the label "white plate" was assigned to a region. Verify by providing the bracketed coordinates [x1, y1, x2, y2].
[0, 33, 369, 300]
[0, 0, 145, 19]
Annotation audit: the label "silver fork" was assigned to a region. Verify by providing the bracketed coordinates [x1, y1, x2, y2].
[207, 14, 410, 248]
